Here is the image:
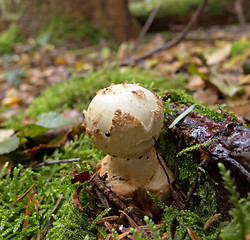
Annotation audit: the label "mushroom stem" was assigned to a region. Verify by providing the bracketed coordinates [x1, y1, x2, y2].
[96, 148, 174, 201]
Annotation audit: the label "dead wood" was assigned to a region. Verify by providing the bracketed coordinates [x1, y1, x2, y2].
[121, 0, 207, 66]
[91, 173, 144, 226]
[163, 93, 250, 217]
[136, 3, 162, 44]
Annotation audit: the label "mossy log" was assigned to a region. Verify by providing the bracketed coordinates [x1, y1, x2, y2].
[162, 91, 250, 218]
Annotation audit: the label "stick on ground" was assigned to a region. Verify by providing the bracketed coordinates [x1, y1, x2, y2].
[121, 0, 207, 66]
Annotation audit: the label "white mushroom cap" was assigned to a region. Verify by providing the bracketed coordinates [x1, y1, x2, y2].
[84, 83, 164, 158]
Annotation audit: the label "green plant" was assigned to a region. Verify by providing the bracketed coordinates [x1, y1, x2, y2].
[0, 134, 105, 239]
[231, 40, 250, 57]
[149, 193, 220, 240]
[129, 0, 231, 20]
[27, 68, 187, 119]
[0, 23, 22, 55]
[37, 15, 109, 46]
[218, 163, 250, 240]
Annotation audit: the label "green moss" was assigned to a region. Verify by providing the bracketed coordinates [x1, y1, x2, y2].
[165, 90, 227, 120]
[27, 68, 187, 119]
[0, 23, 22, 55]
[218, 163, 250, 240]
[231, 40, 250, 57]
[176, 140, 211, 157]
[37, 15, 109, 46]
[129, 0, 232, 20]
[158, 125, 217, 218]
[0, 134, 106, 239]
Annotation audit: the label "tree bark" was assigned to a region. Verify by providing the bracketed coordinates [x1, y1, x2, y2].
[18, 0, 138, 43]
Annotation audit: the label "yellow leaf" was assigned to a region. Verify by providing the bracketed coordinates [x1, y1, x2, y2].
[54, 57, 66, 65]
[1, 96, 19, 106]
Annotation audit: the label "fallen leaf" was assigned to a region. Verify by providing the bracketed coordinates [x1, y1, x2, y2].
[23, 191, 35, 229]
[71, 170, 91, 184]
[207, 44, 231, 66]
[23, 144, 48, 160]
[4, 69, 26, 86]
[71, 185, 83, 211]
[0, 134, 20, 154]
[193, 87, 218, 105]
[209, 74, 245, 97]
[54, 57, 66, 65]
[1, 88, 19, 106]
[0, 156, 14, 175]
[188, 62, 208, 80]
[36, 111, 72, 129]
[19, 124, 49, 138]
[0, 129, 15, 141]
[186, 76, 205, 91]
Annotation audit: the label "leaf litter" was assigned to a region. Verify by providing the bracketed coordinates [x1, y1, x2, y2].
[0, 22, 250, 239]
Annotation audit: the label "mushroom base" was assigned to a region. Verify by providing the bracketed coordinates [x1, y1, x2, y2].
[96, 148, 174, 217]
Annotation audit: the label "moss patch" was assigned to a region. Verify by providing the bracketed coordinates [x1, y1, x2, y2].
[37, 15, 110, 46]
[129, 0, 232, 20]
[0, 23, 22, 55]
[27, 68, 187, 119]
[0, 134, 106, 239]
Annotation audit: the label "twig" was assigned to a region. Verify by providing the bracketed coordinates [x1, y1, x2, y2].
[16, 183, 35, 203]
[136, 3, 162, 43]
[153, 137, 184, 208]
[48, 193, 63, 218]
[91, 173, 144, 226]
[153, 137, 171, 185]
[184, 173, 199, 210]
[42, 193, 63, 239]
[121, 0, 207, 66]
[235, 0, 246, 29]
[34, 158, 81, 167]
[94, 186, 110, 209]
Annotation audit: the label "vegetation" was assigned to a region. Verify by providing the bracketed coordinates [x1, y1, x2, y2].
[0, 1, 249, 236]
[37, 15, 110, 46]
[26, 68, 187, 119]
[129, 0, 232, 20]
[0, 134, 105, 239]
[1, 68, 247, 239]
[0, 23, 22, 55]
[218, 163, 250, 240]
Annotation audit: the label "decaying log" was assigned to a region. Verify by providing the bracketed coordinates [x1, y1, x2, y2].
[163, 92, 250, 217]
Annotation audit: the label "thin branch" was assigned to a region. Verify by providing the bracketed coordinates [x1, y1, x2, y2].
[153, 136, 171, 185]
[121, 0, 207, 66]
[235, 0, 246, 29]
[34, 158, 81, 167]
[91, 173, 144, 226]
[136, 3, 162, 43]
[184, 173, 199, 210]
[16, 183, 35, 203]
[48, 193, 64, 217]
[42, 193, 63, 239]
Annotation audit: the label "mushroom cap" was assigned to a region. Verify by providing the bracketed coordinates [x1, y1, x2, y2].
[84, 83, 164, 158]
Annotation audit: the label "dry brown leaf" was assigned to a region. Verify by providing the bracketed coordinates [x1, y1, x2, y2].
[0, 155, 14, 175]
[193, 87, 219, 105]
[186, 76, 205, 91]
[22, 191, 35, 229]
[71, 185, 84, 211]
[207, 44, 231, 66]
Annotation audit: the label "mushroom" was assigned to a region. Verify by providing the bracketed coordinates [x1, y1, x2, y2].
[84, 83, 174, 205]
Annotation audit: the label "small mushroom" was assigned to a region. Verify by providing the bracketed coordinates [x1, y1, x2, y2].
[84, 83, 174, 205]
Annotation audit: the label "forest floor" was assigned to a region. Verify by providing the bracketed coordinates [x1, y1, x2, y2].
[0, 23, 250, 239]
[1, 24, 250, 126]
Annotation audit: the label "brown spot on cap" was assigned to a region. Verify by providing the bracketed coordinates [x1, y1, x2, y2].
[131, 89, 146, 99]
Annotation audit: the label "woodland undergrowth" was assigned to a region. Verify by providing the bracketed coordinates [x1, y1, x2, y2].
[0, 69, 249, 239]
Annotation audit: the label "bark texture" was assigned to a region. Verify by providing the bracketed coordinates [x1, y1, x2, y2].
[18, 0, 138, 43]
